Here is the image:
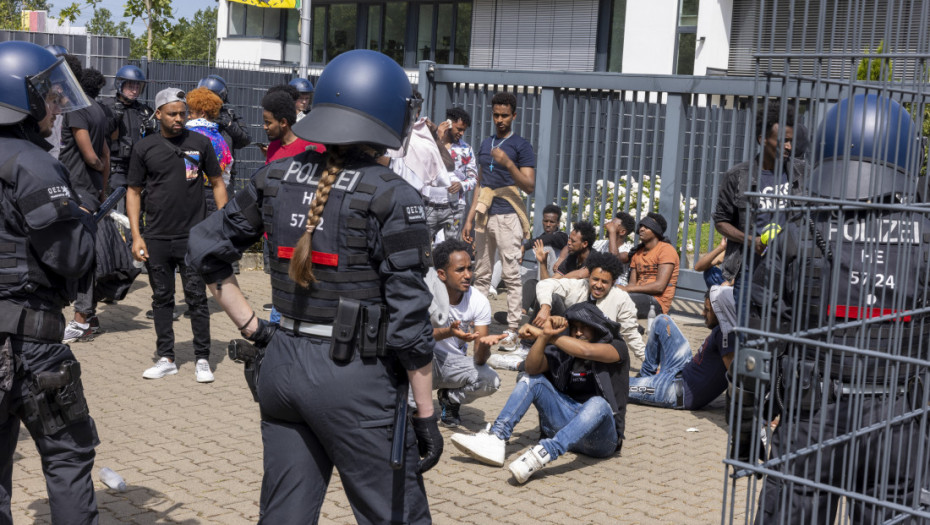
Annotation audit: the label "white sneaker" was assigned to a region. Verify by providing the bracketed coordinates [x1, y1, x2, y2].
[195, 359, 214, 383]
[142, 357, 178, 379]
[451, 426, 506, 467]
[62, 321, 91, 344]
[486, 353, 524, 371]
[498, 330, 518, 352]
[508, 444, 552, 484]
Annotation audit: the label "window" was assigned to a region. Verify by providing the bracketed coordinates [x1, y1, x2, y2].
[304, 1, 469, 67]
[675, 0, 698, 75]
[413, 1, 470, 65]
[228, 2, 284, 39]
[607, 0, 626, 72]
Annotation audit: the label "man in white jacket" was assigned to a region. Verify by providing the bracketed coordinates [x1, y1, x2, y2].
[533, 251, 646, 360]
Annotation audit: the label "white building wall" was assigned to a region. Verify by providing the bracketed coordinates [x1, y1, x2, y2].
[693, 0, 732, 74]
[621, 0, 678, 74]
[215, 0, 284, 64]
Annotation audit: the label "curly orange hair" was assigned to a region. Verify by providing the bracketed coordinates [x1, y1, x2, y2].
[186, 87, 223, 120]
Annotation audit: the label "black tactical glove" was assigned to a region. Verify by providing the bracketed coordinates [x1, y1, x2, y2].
[216, 107, 233, 131]
[411, 414, 443, 473]
[245, 318, 277, 349]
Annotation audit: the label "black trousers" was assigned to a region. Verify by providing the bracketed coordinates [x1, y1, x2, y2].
[145, 237, 210, 360]
[628, 293, 663, 319]
[256, 330, 431, 525]
[756, 393, 929, 524]
[0, 338, 99, 525]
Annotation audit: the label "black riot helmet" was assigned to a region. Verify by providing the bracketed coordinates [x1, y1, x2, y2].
[0, 41, 90, 125]
[812, 94, 921, 201]
[292, 50, 420, 150]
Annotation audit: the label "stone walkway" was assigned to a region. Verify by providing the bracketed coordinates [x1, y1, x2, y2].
[8, 270, 755, 524]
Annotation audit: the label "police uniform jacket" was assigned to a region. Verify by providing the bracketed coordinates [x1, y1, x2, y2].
[0, 132, 96, 316]
[186, 148, 436, 371]
[749, 207, 930, 383]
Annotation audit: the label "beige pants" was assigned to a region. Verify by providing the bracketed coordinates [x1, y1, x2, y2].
[473, 213, 524, 330]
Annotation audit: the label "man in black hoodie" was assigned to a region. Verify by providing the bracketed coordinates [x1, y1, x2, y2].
[450, 302, 628, 484]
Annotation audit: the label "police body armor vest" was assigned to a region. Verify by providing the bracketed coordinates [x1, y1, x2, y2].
[103, 97, 155, 162]
[0, 146, 72, 307]
[258, 154, 389, 323]
[791, 209, 930, 382]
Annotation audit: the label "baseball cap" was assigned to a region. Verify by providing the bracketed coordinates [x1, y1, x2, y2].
[155, 88, 186, 109]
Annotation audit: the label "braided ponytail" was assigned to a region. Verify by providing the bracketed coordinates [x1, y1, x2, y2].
[288, 148, 345, 287]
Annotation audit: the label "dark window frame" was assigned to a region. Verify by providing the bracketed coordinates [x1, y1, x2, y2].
[226, 3, 286, 41]
[673, 0, 699, 75]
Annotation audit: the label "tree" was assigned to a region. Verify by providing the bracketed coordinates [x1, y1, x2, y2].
[1, 0, 53, 30]
[86, 7, 132, 37]
[856, 41, 892, 82]
[60, 0, 174, 60]
[161, 7, 217, 61]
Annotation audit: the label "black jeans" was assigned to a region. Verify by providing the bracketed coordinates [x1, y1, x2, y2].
[145, 237, 210, 361]
[628, 293, 663, 319]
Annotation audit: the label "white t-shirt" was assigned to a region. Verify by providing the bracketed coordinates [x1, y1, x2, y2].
[434, 287, 492, 359]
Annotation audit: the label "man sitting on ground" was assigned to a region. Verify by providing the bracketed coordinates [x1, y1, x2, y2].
[604, 211, 637, 285]
[620, 212, 680, 317]
[543, 220, 596, 280]
[430, 239, 502, 427]
[629, 285, 736, 409]
[533, 251, 646, 360]
[450, 302, 628, 484]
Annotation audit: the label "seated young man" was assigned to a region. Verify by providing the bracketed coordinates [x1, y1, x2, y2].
[543, 220, 596, 280]
[603, 211, 637, 285]
[450, 302, 628, 484]
[619, 212, 680, 317]
[694, 237, 730, 289]
[629, 285, 736, 409]
[430, 239, 502, 427]
[533, 251, 646, 360]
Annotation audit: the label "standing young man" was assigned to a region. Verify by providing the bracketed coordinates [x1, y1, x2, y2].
[429, 107, 478, 241]
[463, 92, 536, 351]
[60, 68, 111, 342]
[127, 88, 227, 383]
[431, 239, 501, 427]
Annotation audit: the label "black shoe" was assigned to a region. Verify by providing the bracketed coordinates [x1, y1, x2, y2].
[183, 309, 192, 318]
[438, 389, 461, 428]
[493, 311, 509, 325]
[88, 315, 101, 334]
[145, 309, 182, 321]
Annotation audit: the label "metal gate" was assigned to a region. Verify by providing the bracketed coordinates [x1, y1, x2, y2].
[722, 1, 930, 523]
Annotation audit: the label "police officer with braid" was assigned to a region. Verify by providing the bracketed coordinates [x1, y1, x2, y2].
[743, 94, 930, 523]
[103, 65, 156, 192]
[187, 50, 442, 523]
[0, 41, 101, 524]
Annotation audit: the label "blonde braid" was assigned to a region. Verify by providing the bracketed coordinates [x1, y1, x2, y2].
[288, 148, 345, 287]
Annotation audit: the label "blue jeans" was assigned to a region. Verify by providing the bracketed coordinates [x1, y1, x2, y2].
[629, 314, 692, 408]
[489, 374, 617, 460]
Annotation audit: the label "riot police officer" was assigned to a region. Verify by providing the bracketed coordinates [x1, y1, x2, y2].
[0, 41, 100, 524]
[743, 94, 930, 523]
[288, 77, 314, 121]
[103, 64, 156, 192]
[187, 50, 442, 523]
[197, 74, 251, 190]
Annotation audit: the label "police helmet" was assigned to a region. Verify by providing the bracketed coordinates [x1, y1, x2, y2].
[197, 74, 228, 102]
[289, 77, 314, 94]
[812, 93, 920, 200]
[44, 44, 68, 57]
[293, 50, 419, 150]
[115, 64, 146, 95]
[0, 41, 90, 125]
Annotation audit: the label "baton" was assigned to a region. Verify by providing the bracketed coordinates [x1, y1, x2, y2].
[93, 186, 127, 223]
[390, 380, 409, 469]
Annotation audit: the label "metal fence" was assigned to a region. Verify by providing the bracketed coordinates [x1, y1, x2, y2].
[418, 65, 830, 301]
[720, 1, 930, 524]
[0, 29, 129, 79]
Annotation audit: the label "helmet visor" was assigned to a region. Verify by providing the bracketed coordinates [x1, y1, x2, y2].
[28, 58, 90, 116]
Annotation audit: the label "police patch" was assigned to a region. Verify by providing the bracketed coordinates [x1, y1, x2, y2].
[404, 205, 426, 224]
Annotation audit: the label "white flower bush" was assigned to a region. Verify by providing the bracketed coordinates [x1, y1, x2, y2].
[559, 174, 698, 230]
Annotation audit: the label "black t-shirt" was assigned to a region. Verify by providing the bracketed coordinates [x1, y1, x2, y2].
[556, 251, 584, 275]
[128, 130, 221, 239]
[59, 101, 110, 210]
